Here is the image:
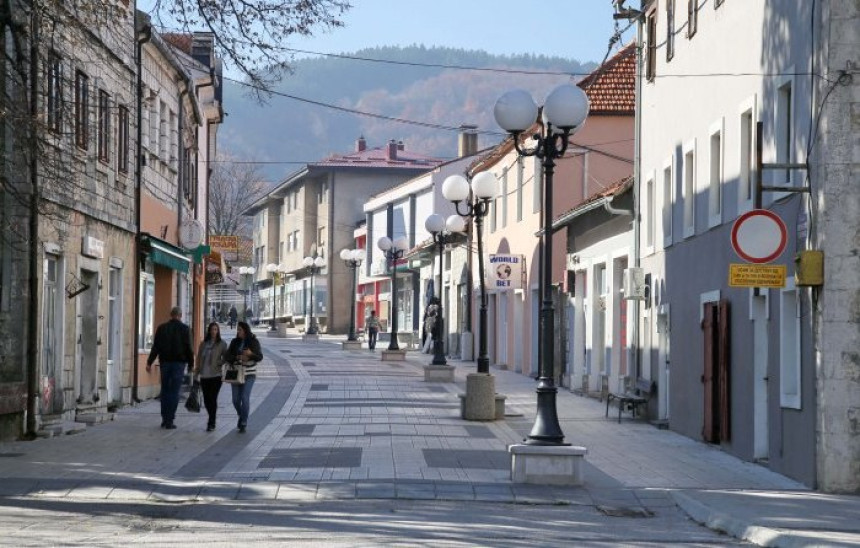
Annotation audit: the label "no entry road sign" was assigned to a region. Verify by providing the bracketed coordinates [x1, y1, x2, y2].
[731, 209, 787, 264]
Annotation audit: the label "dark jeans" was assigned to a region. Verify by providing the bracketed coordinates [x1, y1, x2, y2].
[200, 376, 222, 427]
[159, 362, 185, 426]
[231, 374, 256, 428]
[368, 328, 378, 349]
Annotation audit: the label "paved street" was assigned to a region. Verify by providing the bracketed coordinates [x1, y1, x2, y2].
[0, 330, 857, 547]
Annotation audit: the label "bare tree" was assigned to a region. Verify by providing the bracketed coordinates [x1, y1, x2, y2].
[209, 153, 269, 239]
[147, 0, 351, 91]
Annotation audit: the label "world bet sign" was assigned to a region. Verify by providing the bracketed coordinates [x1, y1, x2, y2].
[488, 254, 523, 290]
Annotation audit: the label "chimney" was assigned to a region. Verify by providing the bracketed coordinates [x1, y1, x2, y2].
[387, 139, 398, 160]
[458, 124, 478, 157]
[356, 136, 366, 152]
[191, 33, 215, 68]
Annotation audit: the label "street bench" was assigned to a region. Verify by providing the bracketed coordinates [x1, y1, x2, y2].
[605, 378, 654, 423]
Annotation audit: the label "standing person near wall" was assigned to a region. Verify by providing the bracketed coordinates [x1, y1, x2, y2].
[146, 306, 195, 429]
[194, 322, 228, 432]
[365, 310, 381, 351]
[224, 321, 263, 433]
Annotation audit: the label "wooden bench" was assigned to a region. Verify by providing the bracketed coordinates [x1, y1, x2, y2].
[606, 378, 654, 423]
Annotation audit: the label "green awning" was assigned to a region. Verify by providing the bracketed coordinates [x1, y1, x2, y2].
[143, 236, 191, 273]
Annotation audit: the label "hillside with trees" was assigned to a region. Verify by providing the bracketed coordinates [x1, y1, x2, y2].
[220, 46, 593, 181]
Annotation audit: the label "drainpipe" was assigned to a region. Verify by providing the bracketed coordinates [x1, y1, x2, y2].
[603, 195, 633, 217]
[25, 9, 40, 437]
[177, 86, 187, 323]
[132, 19, 152, 403]
[632, 4, 644, 379]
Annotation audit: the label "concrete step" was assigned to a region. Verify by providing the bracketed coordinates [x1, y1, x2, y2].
[75, 412, 115, 425]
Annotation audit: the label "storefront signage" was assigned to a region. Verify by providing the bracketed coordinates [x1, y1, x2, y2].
[487, 254, 524, 290]
[82, 236, 104, 259]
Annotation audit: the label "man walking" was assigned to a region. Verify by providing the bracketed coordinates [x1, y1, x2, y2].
[146, 306, 195, 429]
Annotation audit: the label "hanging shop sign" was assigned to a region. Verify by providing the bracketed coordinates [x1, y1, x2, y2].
[487, 254, 524, 290]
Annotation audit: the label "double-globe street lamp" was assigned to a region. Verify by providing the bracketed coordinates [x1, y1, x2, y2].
[264, 262, 288, 331]
[376, 236, 409, 352]
[302, 255, 326, 335]
[494, 83, 589, 445]
[339, 248, 364, 342]
[237, 266, 257, 322]
[424, 213, 467, 366]
[441, 172, 499, 375]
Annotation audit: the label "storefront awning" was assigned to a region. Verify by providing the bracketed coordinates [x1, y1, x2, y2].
[142, 235, 191, 274]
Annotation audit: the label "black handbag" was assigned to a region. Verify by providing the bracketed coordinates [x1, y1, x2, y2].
[185, 381, 201, 412]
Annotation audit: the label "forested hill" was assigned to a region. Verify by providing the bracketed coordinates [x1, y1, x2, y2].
[220, 46, 593, 181]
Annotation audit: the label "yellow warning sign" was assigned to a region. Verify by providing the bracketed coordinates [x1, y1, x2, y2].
[729, 264, 786, 288]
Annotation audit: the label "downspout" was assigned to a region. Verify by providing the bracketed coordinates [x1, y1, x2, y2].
[26, 8, 40, 437]
[603, 195, 633, 217]
[177, 85, 187, 321]
[132, 19, 151, 403]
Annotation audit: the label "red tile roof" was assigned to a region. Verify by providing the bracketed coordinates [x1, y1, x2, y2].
[161, 33, 193, 54]
[579, 43, 636, 115]
[312, 141, 444, 170]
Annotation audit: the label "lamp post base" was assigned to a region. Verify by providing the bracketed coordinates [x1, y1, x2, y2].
[341, 340, 362, 351]
[509, 444, 587, 485]
[381, 349, 406, 361]
[423, 364, 454, 382]
[302, 333, 320, 342]
[463, 373, 495, 421]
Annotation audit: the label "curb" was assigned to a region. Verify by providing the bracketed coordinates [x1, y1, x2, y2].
[671, 491, 823, 548]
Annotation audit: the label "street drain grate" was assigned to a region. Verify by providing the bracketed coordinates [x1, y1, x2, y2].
[0, 453, 24, 458]
[596, 505, 654, 518]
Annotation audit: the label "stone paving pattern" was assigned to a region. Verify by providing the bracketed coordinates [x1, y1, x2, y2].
[0, 331, 857, 547]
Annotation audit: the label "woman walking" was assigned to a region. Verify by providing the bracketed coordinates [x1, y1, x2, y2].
[194, 322, 228, 432]
[225, 321, 263, 433]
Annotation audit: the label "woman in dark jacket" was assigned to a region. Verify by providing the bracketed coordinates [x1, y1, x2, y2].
[224, 321, 263, 433]
[194, 322, 228, 432]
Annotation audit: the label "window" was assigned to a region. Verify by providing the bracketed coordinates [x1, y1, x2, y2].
[666, 0, 675, 61]
[683, 142, 696, 237]
[708, 124, 722, 226]
[776, 80, 793, 188]
[645, 176, 655, 250]
[74, 70, 89, 149]
[779, 281, 800, 409]
[516, 158, 524, 222]
[740, 108, 755, 207]
[117, 106, 129, 174]
[318, 226, 325, 250]
[662, 162, 673, 246]
[46, 51, 63, 133]
[149, 98, 158, 153]
[715, 0, 724, 7]
[687, 0, 698, 38]
[646, 10, 657, 81]
[169, 110, 177, 168]
[158, 101, 167, 159]
[138, 273, 155, 350]
[98, 90, 110, 163]
[319, 182, 328, 204]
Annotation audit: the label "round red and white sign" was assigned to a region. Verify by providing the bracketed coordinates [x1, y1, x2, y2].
[731, 209, 787, 264]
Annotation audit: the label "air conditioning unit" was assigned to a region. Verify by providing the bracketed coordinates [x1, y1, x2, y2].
[622, 267, 646, 300]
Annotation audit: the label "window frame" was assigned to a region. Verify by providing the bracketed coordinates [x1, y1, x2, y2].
[74, 70, 89, 150]
[97, 89, 111, 164]
[707, 119, 723, 228]
[666, 0, 675, 62]
[687, 0, 698, 38]
[46, 51, 63, 134]
[662, 157, 674, 248]
[117, 105, 129, 174]
[682, 139, 697, 238]
[645, 8, 657, 82]
[738, 95, 757, 213]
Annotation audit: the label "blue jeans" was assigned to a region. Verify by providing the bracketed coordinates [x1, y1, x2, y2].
[159, 362, 185, 425]
[231, 374, 256, 428]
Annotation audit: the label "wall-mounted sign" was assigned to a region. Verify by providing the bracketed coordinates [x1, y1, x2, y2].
[728, 263, 786, 288]
[487, 254, 524, 290]
[209, 235, 239, 253]
[82, 236, 104, 259]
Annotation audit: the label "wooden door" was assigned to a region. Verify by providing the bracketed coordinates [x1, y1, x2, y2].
[702, 302, 718, 442]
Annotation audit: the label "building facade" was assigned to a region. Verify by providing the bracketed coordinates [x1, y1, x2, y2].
[245, 138, 443, 335]
[636, 0, 858, 491]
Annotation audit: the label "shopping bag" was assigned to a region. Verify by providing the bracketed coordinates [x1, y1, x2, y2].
[185, 381, 201, 412]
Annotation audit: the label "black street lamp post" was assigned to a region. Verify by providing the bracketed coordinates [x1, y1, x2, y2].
[494, 84, 590, 445]
[442, 173, 499, 374]
[424, 213, 467, 366]
[238, 266, 256, 323]
[265, 263, 278, 330]
[303, 254, 326, 335]
[340, 248, 364, 341]
[377, 236, 408, 351]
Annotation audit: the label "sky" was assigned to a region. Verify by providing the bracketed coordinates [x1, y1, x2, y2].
[286, 0, 634, 66]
